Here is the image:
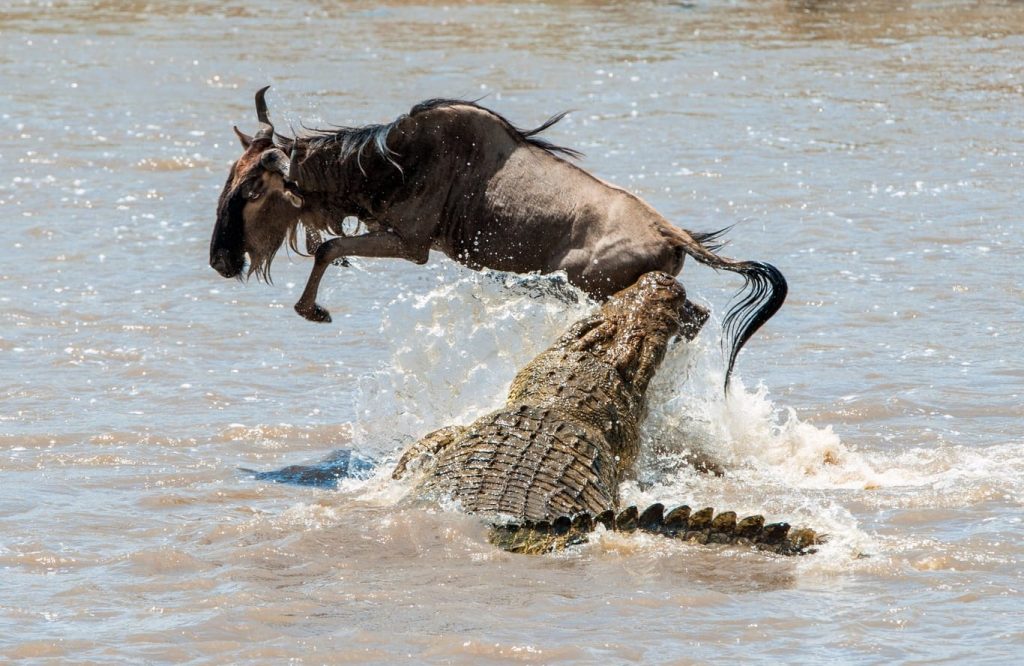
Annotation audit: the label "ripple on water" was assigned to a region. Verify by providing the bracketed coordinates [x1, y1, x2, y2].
[3, 0, 1024, 661]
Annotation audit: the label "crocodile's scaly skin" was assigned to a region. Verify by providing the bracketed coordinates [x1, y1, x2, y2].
[421, 404, 617, 521]
[394, 272, 822, 554]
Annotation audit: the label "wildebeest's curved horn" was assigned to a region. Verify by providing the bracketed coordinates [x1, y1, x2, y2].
[254, 85, 274, 141]
[259, 148, 290, 175]
[287, 146, 301, 185]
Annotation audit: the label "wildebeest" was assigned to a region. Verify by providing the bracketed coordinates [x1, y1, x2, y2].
[210, 87, 787, 388]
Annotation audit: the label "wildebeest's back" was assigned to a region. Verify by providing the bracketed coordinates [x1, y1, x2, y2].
[403, 104, 681, 293]
[473, 145, 682, 291]
[416, 404, 618, 522]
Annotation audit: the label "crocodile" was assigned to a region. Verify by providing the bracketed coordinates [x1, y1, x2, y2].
[393, 272, 821, 555]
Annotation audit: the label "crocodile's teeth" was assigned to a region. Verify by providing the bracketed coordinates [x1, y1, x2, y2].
[710, 510, 737, 535]
[687, 507, 714, 531]
[760, 522, 790, 544]
[736, 515, 765, 539]
[615, 506, 639, 531]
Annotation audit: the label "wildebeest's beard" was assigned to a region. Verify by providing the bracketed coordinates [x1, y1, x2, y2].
[211, 172, 309, 283]
[242, 190, 304, 283]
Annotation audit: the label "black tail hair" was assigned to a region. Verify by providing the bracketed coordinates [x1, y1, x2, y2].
[719, 260, 788, 390]
[671, 225, 788, 391]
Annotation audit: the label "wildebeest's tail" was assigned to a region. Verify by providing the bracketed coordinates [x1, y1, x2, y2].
[663, 224, 788, 391]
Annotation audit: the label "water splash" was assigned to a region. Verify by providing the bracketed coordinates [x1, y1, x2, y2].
[350, 269, 594, 457]
[318, 270, 1022, 565]
[342, 269, 864, 486]
[344, 271, 863, 515]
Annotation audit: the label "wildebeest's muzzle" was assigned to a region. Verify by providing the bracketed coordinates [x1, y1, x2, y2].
[210, 176, 247, 278]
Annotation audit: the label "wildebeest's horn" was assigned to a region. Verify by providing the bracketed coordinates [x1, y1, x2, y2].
[259, 148, 290, 175]
[287, 146, 300, 184]
[254, 85, 274, 140]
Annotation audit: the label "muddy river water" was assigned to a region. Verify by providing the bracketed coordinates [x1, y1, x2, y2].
[1, 0, 1022, 662]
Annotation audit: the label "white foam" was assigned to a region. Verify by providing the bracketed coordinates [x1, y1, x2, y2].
[351, 268, 593, 455]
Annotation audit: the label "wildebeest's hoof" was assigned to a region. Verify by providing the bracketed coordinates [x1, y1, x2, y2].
[295, 302, 332, 323]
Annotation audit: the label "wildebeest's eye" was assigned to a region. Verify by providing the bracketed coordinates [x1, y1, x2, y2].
[247, 190, 262, 201]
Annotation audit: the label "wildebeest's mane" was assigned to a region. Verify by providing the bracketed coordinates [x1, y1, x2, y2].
[293, 119, 402, 173]
[409, 98, 583, 160]
[291, 98, 582, 167]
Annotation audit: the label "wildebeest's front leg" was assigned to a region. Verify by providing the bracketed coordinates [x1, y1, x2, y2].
[294, 231, 429, 322]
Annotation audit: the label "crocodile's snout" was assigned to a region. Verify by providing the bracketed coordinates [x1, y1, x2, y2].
[613, 272, 692, 336]
[629, 271, 687, 307]
[635, 270, 679, 290]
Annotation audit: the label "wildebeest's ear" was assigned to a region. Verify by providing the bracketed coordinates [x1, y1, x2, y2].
[233, 125, 253, 148]
[260, 148, 290, 176]
[283, 190, 303, 208]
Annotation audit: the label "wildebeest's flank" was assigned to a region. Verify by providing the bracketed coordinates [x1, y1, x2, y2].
[210, 87, 787, 388]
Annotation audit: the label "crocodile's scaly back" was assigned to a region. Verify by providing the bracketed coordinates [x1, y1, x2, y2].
[420, 405, 617, 520]
[490, 504, 823, 555]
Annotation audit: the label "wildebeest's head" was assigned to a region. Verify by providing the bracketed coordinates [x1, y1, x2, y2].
[210, 86, 305, 281]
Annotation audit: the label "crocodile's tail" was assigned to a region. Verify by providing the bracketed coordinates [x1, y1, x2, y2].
[488, 503, 824, 556]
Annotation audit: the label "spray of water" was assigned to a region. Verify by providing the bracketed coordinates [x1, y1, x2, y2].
[328, 268, 1020, 565]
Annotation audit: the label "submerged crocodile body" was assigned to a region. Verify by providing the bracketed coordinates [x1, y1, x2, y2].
[394, 272, 820, 555]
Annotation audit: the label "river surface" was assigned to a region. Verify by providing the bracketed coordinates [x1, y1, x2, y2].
[2, 0, 1022, 663]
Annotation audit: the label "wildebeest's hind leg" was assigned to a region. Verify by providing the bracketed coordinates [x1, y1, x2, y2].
[294, 231, 430, 322]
